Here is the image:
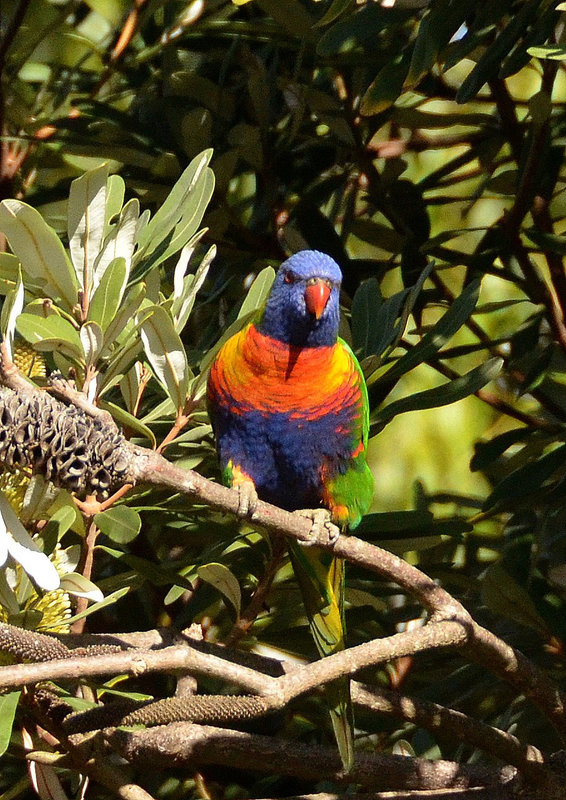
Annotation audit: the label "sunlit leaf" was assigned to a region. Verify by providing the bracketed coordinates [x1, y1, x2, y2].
[68, 164, 109, 293]
[0, 692, 20, 757]
[16, 313, 84, 362]
[1, 268, 24, 359]
[198, 562, 241, 617]
[93, 198, 138, 288]
[140, 305, 190, 410]
[88, 256, 128, 331]
[0, 200, 78, 310]
[80, 320, 104, 365]
[0, 492, 60, 591]
[59, 572, 104, 602]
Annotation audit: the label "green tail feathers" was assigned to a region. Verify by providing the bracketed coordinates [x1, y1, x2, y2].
[288, 542, 354, 771]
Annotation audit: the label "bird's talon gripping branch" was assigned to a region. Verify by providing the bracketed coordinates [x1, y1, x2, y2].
[293, 508, 340, 547]
[236, 480, 259, 517]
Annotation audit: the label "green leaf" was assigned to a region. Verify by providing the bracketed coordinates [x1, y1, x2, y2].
[60, 572, 104, 602]
[172, 244, 216, 333]
[238, 266, 275, 319]
[140, 305, 190, 411]
[481, 563, 550, 637]
[134, 149, 215, 272]
[355, 510, 434, 535]
[408, 0, 468, 84]
[317, 4, 409, 55]
[471, 428, 531, 472]
[88, 256, 128, 330]
[68, 164, 109, 292]
[0, 692, 20, 756]
[0, 199, 78, 310]
[16, 313, 84, 362]
[99, 282, 146, 358]
[93, 198, 139, 287]
[375, 279, 481, 386]
[314, 0, 353, 28]
[524, 227, 566, 255]
[98, 398, 156, 448]
[360, 52, 410, 116]
[80, 320, 104, 366]
[1, 267, 24, 358]
[103, 174, 126, 232]
[374, 358, 503, 430]
[484, 443, 566, 510]
[198, 562, 241, 617]
[95, 506, 142, 544]
[63, 586, 130, 626]
[456, 0, 541, 103]
[528, 44, 566, 60]
[351, 278, 383, 360]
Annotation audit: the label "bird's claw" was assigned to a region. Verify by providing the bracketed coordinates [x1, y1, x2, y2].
[293, 508, 341, 547]
[236, 480, 259, 517]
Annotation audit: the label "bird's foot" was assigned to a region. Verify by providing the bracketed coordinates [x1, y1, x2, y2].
[293, 508, 341, 547]
[235, 480, 259, 517]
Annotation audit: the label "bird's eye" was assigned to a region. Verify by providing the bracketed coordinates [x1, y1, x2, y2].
[283, 271, 297, 284]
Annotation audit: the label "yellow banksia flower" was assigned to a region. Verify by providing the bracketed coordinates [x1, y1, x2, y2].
[0, 470, 28, 515]
[13, 341, 46, 379]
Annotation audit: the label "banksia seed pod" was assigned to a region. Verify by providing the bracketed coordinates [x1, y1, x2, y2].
[0, 388, 131, 495]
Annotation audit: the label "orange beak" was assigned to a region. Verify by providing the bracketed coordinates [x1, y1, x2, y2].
[304, 280, 331, 319]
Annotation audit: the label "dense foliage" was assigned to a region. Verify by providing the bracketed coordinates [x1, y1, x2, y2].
[2, 0, 566, 798]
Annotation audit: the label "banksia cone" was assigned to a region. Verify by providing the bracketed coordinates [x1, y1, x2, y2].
[0, 388, 131, 495]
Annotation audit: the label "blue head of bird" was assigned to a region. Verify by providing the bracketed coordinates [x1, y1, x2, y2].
[259, 250, 342, 347]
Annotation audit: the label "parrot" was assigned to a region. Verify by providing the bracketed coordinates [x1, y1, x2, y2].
[207, 249, 374, 770]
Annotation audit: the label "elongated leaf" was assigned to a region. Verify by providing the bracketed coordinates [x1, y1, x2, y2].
[456, 0, 540, 103]
[0, 200, 78, 310]
[59, 572, 104, 602]
[198, 562, 241, 616]
[376, 280, 481, 386]
[471, 428, 531, 472]
[68, 164, 109, 292]
[16, 313, 84, 362]
[173, 244, 216, 333]
[360, 52, 410, 116]
[481, 563, 549, 637]
[119, 363, 141, 414]
[104, 174, 126, 232]
[238, 266, 275, 319]
[135, 150, 214, 267]
[1, 268, 24, 359]
[0, 692, 20, 757]
[484, 443, 566, 510]
[99, 282, 146, 358]
[408, 0, 468, 84]
[140, 305, 190, 410]
[0, 492, 60, 591]
[80, 321, 103, 366]
[88, 256, 128, 331]
[374, 358, 503, 430]
[99, 398, 156, 448]
[351, 278, 383, 360]
[93, 198, 138, 288]
[63, 586, 129, 626]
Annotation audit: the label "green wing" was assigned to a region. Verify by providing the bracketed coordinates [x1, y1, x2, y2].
[326, 337, 374, 529]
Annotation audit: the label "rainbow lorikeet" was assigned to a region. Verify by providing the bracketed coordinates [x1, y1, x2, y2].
[207, 250, 374, 769]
